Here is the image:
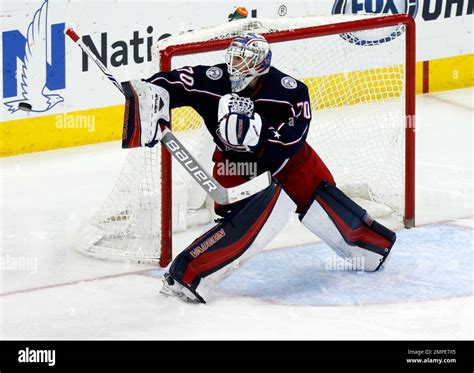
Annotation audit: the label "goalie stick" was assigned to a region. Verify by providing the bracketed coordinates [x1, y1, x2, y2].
[65, 27, 272, 205]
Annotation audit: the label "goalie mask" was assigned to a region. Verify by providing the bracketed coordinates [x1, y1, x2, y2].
[225, 33, 272, 93]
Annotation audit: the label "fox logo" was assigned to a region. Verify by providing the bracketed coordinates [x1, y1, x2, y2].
[331, 0, 419, 45]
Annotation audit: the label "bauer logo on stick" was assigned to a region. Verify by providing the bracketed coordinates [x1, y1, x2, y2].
[164, 139, 218, 193]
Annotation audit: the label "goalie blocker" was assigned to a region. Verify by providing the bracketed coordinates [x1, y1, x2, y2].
[163, 145, 396, 303]
[121, 80, 171, 148]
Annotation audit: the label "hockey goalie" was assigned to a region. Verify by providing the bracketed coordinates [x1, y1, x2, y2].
[121, 33, 397, 304]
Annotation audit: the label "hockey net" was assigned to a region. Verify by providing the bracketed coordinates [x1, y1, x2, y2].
[74, 14, 415, 266]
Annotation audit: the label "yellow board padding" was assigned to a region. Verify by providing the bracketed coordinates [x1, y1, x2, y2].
[416, 61, 424, 95]
[0, 105, 124, 157]
[428, 54, 474, 93]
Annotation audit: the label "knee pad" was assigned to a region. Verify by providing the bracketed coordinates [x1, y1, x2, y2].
[299, 181, 396, 272]
[169, 181, 296, 301]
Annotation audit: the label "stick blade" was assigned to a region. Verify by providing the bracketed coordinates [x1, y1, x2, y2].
[225, 171, 272, 204]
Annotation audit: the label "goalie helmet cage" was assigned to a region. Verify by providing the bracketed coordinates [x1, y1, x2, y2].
[74, 14, 415, 268]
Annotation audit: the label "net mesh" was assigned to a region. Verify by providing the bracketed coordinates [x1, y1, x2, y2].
[74, 15, 408, 264]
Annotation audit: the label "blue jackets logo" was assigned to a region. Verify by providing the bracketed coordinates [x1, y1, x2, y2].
[2, 0, 65, 113]
[332, 0, 419, 45]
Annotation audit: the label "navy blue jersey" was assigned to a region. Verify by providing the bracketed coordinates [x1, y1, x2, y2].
[146, 63, 311, 174]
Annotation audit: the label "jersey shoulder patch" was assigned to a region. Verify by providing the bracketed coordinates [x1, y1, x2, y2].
[281, 76, 298, 89]
[206, 66, 224, 80]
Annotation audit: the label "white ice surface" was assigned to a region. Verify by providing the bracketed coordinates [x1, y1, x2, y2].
[1, 274, 472, 340]
[0, 88, 473, 340]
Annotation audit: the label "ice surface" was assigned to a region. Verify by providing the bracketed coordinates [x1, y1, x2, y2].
[215, 224, 474, 305]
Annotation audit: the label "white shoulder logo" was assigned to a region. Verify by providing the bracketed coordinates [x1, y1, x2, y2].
[206, 67, 223, 80]
[281, 76, 297, 89]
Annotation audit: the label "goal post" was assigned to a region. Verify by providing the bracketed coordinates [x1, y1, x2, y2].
[74, 13, 416, 268]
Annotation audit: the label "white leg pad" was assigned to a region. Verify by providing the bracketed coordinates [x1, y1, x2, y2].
[300, 200, 387, 272]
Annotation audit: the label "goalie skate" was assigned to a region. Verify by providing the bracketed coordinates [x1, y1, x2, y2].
[159, 273, 205, 304]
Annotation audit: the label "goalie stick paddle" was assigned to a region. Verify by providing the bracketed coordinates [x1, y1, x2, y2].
[65, 27, 272, 205]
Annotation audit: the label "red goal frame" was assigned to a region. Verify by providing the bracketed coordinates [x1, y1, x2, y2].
[158, 14, 416, 267]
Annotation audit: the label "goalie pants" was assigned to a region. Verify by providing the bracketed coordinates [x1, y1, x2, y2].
[213, 143, 335, 216]
[168, 143, 396, 302]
